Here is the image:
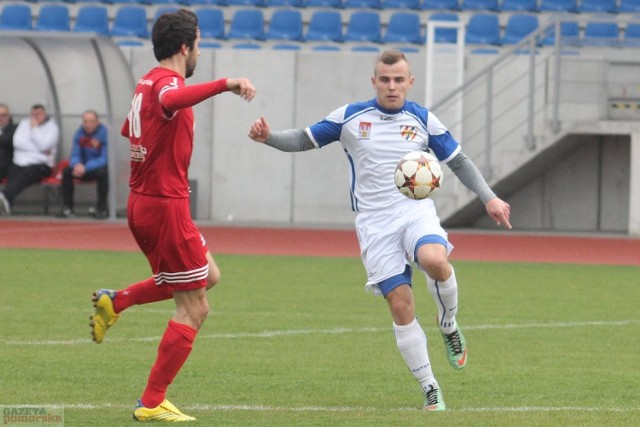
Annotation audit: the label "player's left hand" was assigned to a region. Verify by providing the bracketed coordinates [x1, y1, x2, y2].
[227, 78, 256, 102]
[486, 197, 512, 229]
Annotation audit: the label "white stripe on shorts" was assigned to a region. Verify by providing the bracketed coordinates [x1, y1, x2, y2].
[154, 264, 209, 285]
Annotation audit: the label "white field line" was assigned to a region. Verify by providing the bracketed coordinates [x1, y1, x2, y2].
[3, 402, 639, 414]
[2, 320, 639, 346]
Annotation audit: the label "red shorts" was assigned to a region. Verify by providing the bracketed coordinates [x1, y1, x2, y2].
[127, 192, 209, 291]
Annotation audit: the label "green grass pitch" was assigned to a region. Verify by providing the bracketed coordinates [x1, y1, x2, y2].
[1, 248, 639, 426]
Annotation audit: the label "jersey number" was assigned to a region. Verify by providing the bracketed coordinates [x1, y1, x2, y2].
[128, 93, 143, 138]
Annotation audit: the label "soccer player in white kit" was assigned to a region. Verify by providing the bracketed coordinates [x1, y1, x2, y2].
[248, 49, 511, 411]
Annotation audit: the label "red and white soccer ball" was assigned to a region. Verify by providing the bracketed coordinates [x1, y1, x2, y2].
[394, 151, 443, 200]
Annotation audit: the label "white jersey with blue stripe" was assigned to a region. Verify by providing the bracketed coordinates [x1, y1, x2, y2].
[305, 98, 461, 212]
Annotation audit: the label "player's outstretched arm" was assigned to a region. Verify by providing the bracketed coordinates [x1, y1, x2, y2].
[485, 197, 512, 229]
[227, 78, 256, 102]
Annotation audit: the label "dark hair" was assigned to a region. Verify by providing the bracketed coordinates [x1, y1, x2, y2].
[152, 9, 199, 62]
[31, 104, 45, 111]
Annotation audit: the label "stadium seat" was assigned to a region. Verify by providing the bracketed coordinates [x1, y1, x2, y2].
[538, 0, 577, 13]
[226, 0, 266, 6]
[272, 43, 302, 50]
[578, 0, 618, 13]
[111, 6, 148, 38]
[109, 0, 140, 4]
[459, 0, 498, 11]
[428, 12, 458, 43]
[344, 11, 382, 43]
[465, 13, 501, 45]
[500, 0, 538, 12]
[383, 12, 423, 44]
[539, 20, 579, 46]
[227, 9, 265, 41]
[74, 6, 109, 36]
[195, 8, 225, 40]
[619, 0, 640, 12]
[189, 0, 229, 5]
[381, 0, 421, 10]
[622, 22, 640, 46]
[422, 0, 459, 10]
[344, 0, 382, 8]
[266, 0, 305, 6]
[305, 11, 343, 42]
[306, 0, 344, 7]
[266, 9, 303, 41]
[232, 42, 263, 49]
[351, 45, 379, 52]
[35, 4, 70, 32]
[0, 4, 32, 31]
[582, 21, 619, 46]
[501, 14, 539, 45]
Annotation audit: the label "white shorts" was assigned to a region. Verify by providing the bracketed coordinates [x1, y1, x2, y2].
[355, 199, 453, 296]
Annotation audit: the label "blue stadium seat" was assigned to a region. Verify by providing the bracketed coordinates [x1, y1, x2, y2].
[306, 0, 344, 7]
[266, 0, 305, 6]
[538, 0, 577, 13]
[0, 4, 32, 31]
[622, 22, 640, 46]
[578, 0, 617, 13]
[381, 0, 421, 10]
[266, 9, 304, 41]
[465, 13, 501, 45]
[383, 12, 423, 44]
[539, 20, 579, 46]
[305, 11, 343, 42]
[74, 5, 109, 36]
[195, 8, 225, 40]
[227, 9, 265, 41]
[109, 0, 140, 4]
[582, 21, 619, 46]
[422, 0, 459, 9]
[273, 43, 302, 50]
[188, 0, 229, 5]
[344, 11, 382, 43]
[501, 14, 539, 45]
[344, 0, 382, 8]
[351, 45, 380, 52]
[428, 12, 458, 43]
[312, 44, 342, 51]
[232, 42, 262, 49]
[226, 0, 266, 6]
[35, 4, 70, 32]
[500, 0, 538, 12]
[619, 0, 640, 12]
[111, 6, 148, 38]
[459, 0, 498, 11]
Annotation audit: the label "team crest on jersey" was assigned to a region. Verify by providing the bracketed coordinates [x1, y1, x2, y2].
[400, 125, 418, 141]
[130, 144, 147, 162]
[358, 122, 372, 140]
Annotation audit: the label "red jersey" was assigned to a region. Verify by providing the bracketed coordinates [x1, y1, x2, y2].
[122, 67, 228, 198]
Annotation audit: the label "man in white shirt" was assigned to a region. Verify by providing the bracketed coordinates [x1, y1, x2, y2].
[248, 50, 511, 411]
[0, 104, 60, 215]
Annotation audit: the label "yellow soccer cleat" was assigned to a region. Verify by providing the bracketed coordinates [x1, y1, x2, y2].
[89, 289, 120, 344]
[133, 399, 196, 422]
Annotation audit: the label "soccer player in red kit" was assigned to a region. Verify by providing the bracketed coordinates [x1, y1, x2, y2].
[88, 9, 256, 422]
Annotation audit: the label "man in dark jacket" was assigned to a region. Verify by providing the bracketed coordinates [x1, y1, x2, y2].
[0, 103, 17, 181]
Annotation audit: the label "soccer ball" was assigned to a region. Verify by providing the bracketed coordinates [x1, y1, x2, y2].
[394, 151, 443, 200]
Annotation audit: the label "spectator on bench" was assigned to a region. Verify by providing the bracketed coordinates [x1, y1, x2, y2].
[58, 110, 109, 219]
[0, 104, 59, 216]
[0, 103, 17, 181]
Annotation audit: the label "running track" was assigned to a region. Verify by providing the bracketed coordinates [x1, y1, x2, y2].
[1, 219, 639, 266]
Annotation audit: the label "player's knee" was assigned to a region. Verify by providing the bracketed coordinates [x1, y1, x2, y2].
[421, 258, 451, 282]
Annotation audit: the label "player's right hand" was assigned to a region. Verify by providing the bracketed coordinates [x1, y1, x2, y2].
[247, 117, 269, 143]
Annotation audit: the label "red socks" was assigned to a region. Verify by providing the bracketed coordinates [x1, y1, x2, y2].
[113, 278, 173, 313]
[140, 320, 198, 408]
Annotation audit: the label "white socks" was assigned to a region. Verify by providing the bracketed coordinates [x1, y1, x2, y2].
[393, 318, 436, 392]
[426, 266, 458, 334]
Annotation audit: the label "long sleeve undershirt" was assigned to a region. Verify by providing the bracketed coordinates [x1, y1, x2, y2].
[161, 78, 229, 111]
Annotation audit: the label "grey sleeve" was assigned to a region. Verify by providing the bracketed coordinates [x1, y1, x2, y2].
[264, 129, 315, 152]
[446, 151, 497, 204]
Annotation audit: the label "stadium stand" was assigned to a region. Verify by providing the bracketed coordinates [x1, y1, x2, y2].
[622, 22, 640, 46]
[465, 13, 501, 45]
[111, 6, 148, 38]
[265, 9, 304, 41]
[73, 5, 109, 36]
[381, 0, 421, 10]
[619, 0, 640, 12]
[0, 4, 32, 31]
[227, 9, 265, 40]
[501, 13, 539, 45]
[226, 0, 267, 6]
[422, 0, 460, 10]
[195, 8, 226, 39]
[383, 12, 423, 44]
[539, 20, 580, 45]
[500, 0, 538, 12]
[266, 0, 305, 6]
[578, 0, 618, 13]
[538, 0, 578, 13]
[344, 11, 382, 43]
[582, 21, 620, 46]
[306, 0, 345, 8]
[344, 0, 383, 9]
[429, 12, 459, 43]
[305, 10, 344, 42]
[35, 4, 70, 32]
[459, 0, 499, 11]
